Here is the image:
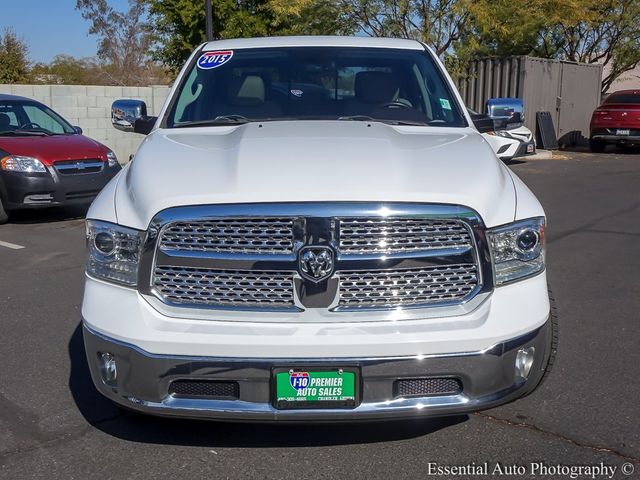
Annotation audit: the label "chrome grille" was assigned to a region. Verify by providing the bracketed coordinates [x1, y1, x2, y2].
[338, 264, 478, 309]
[153, 266, 295, 308]
[159, 218, 294, 254]
[54, 159, 104, 175]
[146, 204, 488, 314]
[338, 218, 472, 254]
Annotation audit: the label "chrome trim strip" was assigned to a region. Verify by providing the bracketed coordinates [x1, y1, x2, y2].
[54, 160, 105, 174]
[140, 289, 491, 323]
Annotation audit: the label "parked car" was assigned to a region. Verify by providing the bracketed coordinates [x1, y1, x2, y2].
[83, 36, 555, 421]
[483, 125, 536, 160]
[0, 94, 121, 223]
[590, 89, 640, 152]
[469, 98, 536, 161]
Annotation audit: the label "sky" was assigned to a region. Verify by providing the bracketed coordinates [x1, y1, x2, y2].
[1, 0, 133, 64]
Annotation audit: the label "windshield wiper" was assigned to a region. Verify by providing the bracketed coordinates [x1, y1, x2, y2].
[175, 115, 250, 128]
[338, 115, 376, 122]
[338, 116, 429, 127]
[0, 129, 52, 137]
[387, 120, 430, 126]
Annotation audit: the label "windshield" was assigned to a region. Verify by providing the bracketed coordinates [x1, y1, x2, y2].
[0, 100, 75, 136]
[165, 47, 467, 128]
[604, 93, 640, 104]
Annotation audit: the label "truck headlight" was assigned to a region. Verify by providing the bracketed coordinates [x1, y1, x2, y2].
[1, 155, 47, 173]
[106, 150, 119, 167]
[488, 217, 545, 285]
[86, 220, 144, 287]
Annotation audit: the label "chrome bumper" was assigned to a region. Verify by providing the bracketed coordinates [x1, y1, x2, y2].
[83, 318, 551, 421]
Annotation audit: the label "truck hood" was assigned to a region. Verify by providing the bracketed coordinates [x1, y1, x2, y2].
[113, 121, 516, 229]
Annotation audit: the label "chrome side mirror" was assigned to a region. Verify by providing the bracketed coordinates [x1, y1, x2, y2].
[111, 99, 148, 132]
[486, 98, 524, 130]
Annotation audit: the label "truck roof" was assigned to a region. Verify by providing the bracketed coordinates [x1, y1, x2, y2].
[203, 36, 425, 51]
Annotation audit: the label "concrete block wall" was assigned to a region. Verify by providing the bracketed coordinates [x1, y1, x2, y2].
[0, 84, 171, 163]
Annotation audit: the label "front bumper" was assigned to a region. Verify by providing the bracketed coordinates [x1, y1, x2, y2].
[83, 317, 552, 421]
[512, 141, 536, 158]
[0, 163, 120, 210]
[498, 140, 535, 160]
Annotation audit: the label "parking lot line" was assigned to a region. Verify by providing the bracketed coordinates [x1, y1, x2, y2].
[0, 240, 25, 250]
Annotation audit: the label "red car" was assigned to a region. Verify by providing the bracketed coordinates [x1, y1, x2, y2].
[0, 94, 121, 223]
[589, 89, 640, 152]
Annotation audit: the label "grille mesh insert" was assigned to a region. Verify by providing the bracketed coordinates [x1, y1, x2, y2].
[395, 378, 462, 397]
[169, 380, 240, 399]
[339, 218, 473, 254]
[159, 218, 295, 254]
[153, 266, 295, 308]
[338, 264, 478, 308]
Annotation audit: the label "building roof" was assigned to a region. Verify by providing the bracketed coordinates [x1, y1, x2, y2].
[203, 36, 425, 51]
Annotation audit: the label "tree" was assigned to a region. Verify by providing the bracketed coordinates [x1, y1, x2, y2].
[465, 0, 640, 92]
[146, 0, 355, 71]
[30, 55, 99, 84]
[75, 0, 158, 85]
[337, 0, 470, 56]
[0, 29, 30, 84]
[543, 0, 640, 92]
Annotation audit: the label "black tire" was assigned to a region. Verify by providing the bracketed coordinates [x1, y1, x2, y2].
[589, 138, 606, 153]
[522, 288, 558, 396]
[0, 197, 8, 225]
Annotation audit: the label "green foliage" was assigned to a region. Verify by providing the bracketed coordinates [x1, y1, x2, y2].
[29, 54, 168, 86]
[146, 0, 355, 71]
[338, 0, 471, 56]
[0, 29, 30, 84]
[30, 55, 98, 84]
[465, 0, 640, 92]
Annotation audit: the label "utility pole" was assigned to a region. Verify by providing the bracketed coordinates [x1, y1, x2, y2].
[205, 0, 213, 41]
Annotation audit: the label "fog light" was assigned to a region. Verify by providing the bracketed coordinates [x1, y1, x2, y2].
[515, 347, 535, 380]
[99, 352, 117, 385]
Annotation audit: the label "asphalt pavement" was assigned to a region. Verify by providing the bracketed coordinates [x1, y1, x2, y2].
[0, 150, 639, 479]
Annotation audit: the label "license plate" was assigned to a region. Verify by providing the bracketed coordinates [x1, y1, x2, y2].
[526, 143, 535, 153]
[273, 368, 358, 409]
[617, 129, 630, 136]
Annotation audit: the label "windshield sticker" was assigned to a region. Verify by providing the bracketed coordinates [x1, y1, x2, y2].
[291, 89, 304, 97]
[439, 98, 452, 110]
[197, 50, 234, 70]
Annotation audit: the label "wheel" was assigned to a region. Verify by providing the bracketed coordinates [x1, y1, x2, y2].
[589, 138, 606, 153]
[0, 197, 8, 224]
[522, 287, 558, 396]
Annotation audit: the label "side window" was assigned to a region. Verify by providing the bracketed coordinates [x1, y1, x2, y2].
[22, 105, 65, 133]
[174, 68, 202, 123]
[0, 105, 19, 131]
[415, 59, 457, 124]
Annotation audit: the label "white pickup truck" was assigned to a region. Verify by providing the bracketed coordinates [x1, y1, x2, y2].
[82, 36, 556, 421]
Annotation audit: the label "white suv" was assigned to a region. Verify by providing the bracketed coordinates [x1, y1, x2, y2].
[82, 36, 556, 421]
